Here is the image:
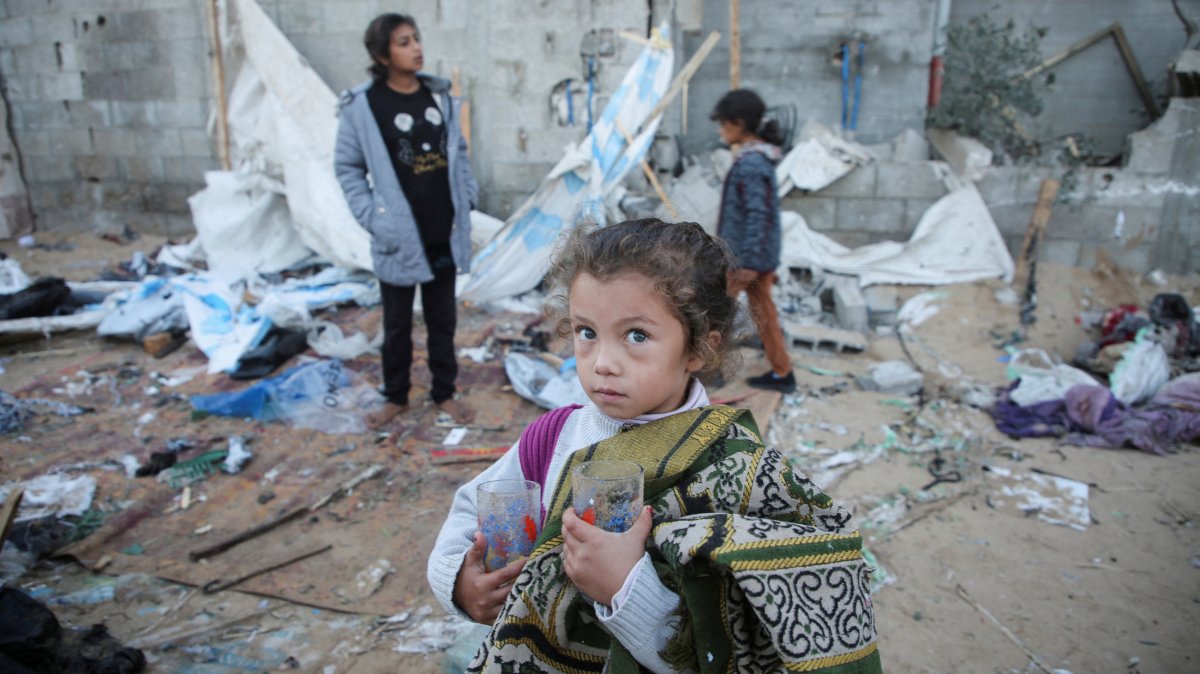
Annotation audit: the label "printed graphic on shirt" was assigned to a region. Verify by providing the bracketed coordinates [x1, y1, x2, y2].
[392, 106, 447, 175]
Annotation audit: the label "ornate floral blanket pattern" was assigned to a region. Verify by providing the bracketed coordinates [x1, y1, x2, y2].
[468, 405, 881, 673]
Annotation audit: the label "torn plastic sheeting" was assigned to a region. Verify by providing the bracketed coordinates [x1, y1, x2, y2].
[191, 358, 382, 435]
[985, 465, 1089, 532]
[504, 352, 590, 410]
[170, 274, 272, 375]
[225, 0, 373, 273]
[780, 184, 1014, 287]
[187, 169, 316, 282]
[96, 277, 188, 341]
[0, 258, 31, 293]
[392, 613, 477, 655]
[0, 474, 96, 523]
[1006, 348, 1101, 407]
[460, 25, 674, 303]
[307, 321, 378, 360]
[897, 291, 947, 327]
[776, 120, 874, 196]
[252, 266, 380, 329]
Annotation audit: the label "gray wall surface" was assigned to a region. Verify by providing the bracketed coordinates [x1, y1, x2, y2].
[0, 0, 1193, 274]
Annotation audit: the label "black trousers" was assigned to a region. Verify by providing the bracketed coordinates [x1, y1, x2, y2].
[379, 246, 458, 405]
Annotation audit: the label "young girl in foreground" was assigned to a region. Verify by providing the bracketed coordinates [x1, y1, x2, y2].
[427, 219, 880, 673]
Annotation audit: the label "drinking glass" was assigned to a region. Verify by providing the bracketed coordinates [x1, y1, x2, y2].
[477, 479, 540, 571]
[571, 460, 644, 533]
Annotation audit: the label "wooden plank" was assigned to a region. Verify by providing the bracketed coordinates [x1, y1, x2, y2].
[615, 119, 680, 220]
[635, 30, 721, 136]
[1012, 178, 1060, 293]
[1110, 24, 1161, 117]
[452, 66, 472, 152]
[0, 490, 23, 545]
[729, 0, 741, 89]
[205, 0, 231, 170]
[429, 445, 509, 465]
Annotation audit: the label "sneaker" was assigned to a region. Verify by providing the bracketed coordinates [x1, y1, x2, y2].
[746, 370, 797, 393]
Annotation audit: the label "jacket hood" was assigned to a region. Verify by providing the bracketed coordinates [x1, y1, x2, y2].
[340, 73, 452, 107]
[735, 140, 783, 164]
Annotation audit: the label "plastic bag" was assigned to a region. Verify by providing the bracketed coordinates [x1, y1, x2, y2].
[504, 352, 589, 410]
[1006, 348, 1100, 407]
[1110, 334, 1170, 404]
[271, 359, 383, 434]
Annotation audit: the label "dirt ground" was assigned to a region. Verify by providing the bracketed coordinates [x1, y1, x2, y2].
[2, 231, 1199, 673]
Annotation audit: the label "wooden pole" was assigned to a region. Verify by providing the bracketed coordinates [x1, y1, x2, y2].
[729, 0, 741, 89]
[205, 0, 231, 170]
[615, 119, 680, 220]
[452, 66, 472, 153]
[1012, 178, 1060, 294]
[635, 30, 721, 136]
[1, 490, 23, 545]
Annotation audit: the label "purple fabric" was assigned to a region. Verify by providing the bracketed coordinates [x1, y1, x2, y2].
[518, 404, 582, 523]
[991, 381, 1072, 438]
[1063, 384, 1200, 455]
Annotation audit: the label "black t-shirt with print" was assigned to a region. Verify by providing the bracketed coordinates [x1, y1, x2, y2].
[367, 80, 454, 248]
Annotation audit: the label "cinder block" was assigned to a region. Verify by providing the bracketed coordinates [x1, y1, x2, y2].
[82, 71, 129, 100]
[66, 99, 111, 127]
[0, 17, 35, 48]
[782, 194, 837, 232]
[41, 71, 83, 100]
[1038, 239, 1082, 267]
[93, 129, 138, 156]
[28, 156, 75, 181]
[48, 128, 94, 155]
[74, 155, 119, 181]
[2, 75, 38, 102]
[98, 183, 143, 210]
[986, 204, 1035, 238]
[164, 213, 197, 237]
[111, 101, 157, 128]
[875, 162, 947, 199]
[163, 156, 215, 184]
[124, 66, 177, 100]
[28, 13, 75, 44]
[863, 286, 898, 326]
[1091, 170, 1171, 209]
[154, 99, 207, 128]
[11, 42, 58, 74]
[135, 129, 182, 157]
[119, 156, 164, 181]
[141, 183, 194, 212]
[835, 197, 905, 233]
[178, 128, 214, 157]
[820, 164, 876, 198]
[17, 129, 50, 156]
[927, 128, 993, 180]
[832, 278, 868, 333]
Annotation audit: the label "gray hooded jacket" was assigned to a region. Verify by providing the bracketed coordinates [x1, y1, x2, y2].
[335, 74, 479, 286]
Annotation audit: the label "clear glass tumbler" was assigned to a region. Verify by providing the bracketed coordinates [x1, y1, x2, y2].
[477, 479, 540, 571]
[571, 460, 644, 533]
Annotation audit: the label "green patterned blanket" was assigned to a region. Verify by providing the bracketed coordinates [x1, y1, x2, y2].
[468, 405, 881, 673]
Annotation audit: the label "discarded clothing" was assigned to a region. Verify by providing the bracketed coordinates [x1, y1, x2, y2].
[991, 382, 1073, 438]
[0, 587, 146, 674]
[0, 278, 71, 320]
[1064, 383, 1200, 456]
[0, 392, 90, 435]
[229, 327, 309, 380]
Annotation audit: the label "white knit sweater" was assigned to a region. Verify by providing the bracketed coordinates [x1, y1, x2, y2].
[426, 381, 710, 674]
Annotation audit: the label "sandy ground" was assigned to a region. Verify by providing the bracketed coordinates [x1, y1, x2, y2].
[2, 231, 1199, 673]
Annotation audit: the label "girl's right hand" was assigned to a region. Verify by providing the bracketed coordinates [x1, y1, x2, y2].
[453, 531, 525, 624]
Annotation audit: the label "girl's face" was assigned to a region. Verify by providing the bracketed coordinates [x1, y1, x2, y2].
[568, 272, 706, 420]
[716, 118, 749, 146]
[380, 23, 423, 76]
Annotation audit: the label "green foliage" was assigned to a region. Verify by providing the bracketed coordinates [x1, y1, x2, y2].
[927, 14, 1048, 161]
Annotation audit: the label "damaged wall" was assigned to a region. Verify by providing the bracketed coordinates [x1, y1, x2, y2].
[0, 0, 213, 235]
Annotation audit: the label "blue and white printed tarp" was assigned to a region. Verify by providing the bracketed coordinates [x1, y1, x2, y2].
[459, 27, 675, 304]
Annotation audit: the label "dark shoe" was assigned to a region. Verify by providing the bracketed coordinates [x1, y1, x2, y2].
[746, 370, 796, 393]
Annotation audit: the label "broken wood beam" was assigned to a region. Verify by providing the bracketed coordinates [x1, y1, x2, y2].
[1012, 178, 1060, 294]
[635, 30, 721, 136]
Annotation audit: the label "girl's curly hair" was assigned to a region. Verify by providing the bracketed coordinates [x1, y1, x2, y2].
[543, 219, 739, 376]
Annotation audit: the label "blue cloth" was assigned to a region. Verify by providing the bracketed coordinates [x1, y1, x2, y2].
[717, 141, 782, 272]
[334, 74, 479, 286]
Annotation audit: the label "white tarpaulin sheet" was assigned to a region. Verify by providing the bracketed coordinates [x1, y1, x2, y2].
[460, 28, 675, 303]
[776, 120, 874, 195]
[781, 183, 1014, 287]
[226, 0, 372, 272]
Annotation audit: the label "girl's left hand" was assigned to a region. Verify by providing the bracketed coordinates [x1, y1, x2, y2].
[561, 506, 654, 606]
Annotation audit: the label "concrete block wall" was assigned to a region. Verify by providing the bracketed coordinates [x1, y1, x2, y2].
[949, 0, 1185, 160]
[782, 97, 1198, 275]
[1, 0, 213, 235]
[679, 0, 938, 156]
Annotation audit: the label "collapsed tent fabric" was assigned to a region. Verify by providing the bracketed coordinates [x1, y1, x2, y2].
[225, 0, 373, 273]
[780, 182, 1014, 287]
[459, 28, 675, 303]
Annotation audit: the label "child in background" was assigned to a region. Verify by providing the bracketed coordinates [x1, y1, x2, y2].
[711, 89, 797, 394]
[427, 219, 880, 673]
